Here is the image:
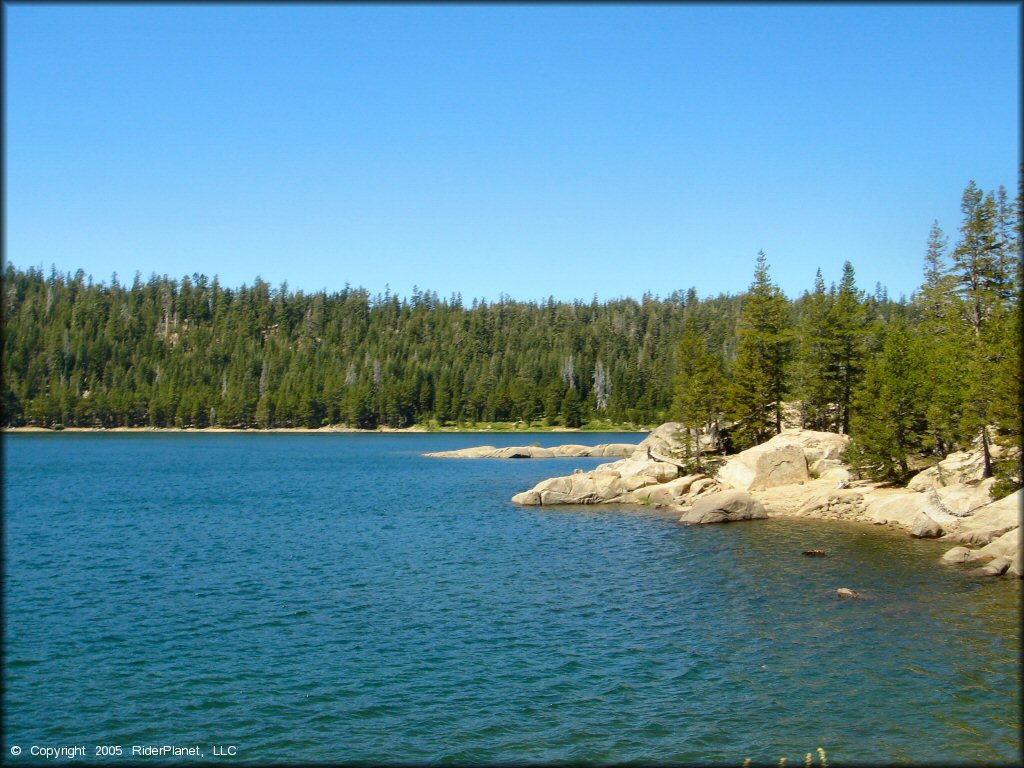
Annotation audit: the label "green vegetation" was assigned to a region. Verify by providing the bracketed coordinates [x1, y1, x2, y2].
[3, 270, 720, 431]
[3, 180, 1020, 492]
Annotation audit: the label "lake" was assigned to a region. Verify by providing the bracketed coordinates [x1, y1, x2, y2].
[3, 433, 1020, 764]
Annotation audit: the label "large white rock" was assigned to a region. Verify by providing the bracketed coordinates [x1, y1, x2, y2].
[971, 527, 1020, 563]
[940, 490, 1022, 546]
[632, 422, 686, 460]
[510, 457, 679, 506]
[940, 524, 1022, 578]
[970, 557, 1011, 577]
[862, 492, 931, 527]
[906, 449, 989, 490]
[628, 474, 706, 505]
[787, 487, 865, 520]
[678, 490, 767, 525]
[613, 457, 679, 483]
[910, 512, 943, 538]
[632, 421, 718, 461]
[930, 479, 995, 516]
[861, 488, 965, 529]
[716, 430, 849, 492]
[777, 429, 850, 466]
[717, 441, 807, 491]
[941, 546, 975, 564]
[589, 443, 642, 458]
[1007, 549, 1023, 578]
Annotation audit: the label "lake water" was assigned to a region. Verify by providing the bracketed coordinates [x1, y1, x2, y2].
[3, 433, 1020, 764]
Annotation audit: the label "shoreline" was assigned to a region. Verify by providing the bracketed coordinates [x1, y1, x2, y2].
[2, 425, 649, 435]
[507, 423, 1022, 579]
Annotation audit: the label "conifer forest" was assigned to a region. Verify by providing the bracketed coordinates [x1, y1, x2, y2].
[3, 181, 1020, 489]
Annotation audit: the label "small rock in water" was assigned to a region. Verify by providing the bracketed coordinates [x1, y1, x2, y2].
[802, 549, 827, 557]
[836, 587, 860, 599]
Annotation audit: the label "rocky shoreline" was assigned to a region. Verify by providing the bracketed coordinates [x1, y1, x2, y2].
[424, 443, 637, 459]
[504, 423, 1021, 579]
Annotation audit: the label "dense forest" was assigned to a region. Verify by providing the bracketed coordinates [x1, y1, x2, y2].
[3, 180, 1021, 489]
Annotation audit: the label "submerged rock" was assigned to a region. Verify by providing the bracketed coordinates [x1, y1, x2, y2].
[969, 557, 1011, 577]
[836, 588, 860, 599]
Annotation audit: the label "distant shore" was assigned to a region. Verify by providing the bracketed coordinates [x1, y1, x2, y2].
[2, 424, 648, 435]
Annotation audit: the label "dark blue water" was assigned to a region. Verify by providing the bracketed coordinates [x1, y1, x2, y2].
[3, 433, 1020, 764]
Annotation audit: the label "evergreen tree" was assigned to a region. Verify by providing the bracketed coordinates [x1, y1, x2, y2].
[913, 220, 967, 456]
[847, 318, 928, 482]
[671, 314, 728, 469]
[729, 251, 791, 448]
[560, 386, 583, 428]
[827, 261, 867, 434]
[951, 181, 1004, 335]
[948, 181, 1016, 477]
[793, 268, 834, 430]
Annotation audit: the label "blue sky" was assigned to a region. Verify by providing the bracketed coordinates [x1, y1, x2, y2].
[5, 4, 1019, 302]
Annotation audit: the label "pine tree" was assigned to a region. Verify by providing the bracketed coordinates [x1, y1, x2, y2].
[948, 181, 1016, 477]
[914, 220, 967, 456]
[951, 181, 1003, 336]
[827, 261, 867, 434]
[793, 268, 834, 430]
[729, 251, 791, 448]
[671, 313, 728, 469]
[560, 386, 583, 428]
[847, 318, 928, 482]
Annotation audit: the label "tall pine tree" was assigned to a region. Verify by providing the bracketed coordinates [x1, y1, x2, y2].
[729, 251, 791, 448]
[793, 269, 834, 430]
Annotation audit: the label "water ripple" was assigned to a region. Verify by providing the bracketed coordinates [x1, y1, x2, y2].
[3, 433, 1020, 764]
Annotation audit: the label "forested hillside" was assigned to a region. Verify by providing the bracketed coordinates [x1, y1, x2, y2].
[3, 181, 1020, 488]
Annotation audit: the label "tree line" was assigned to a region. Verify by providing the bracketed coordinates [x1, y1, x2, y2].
[2, 180, 1020, 490]
[670, 180, 1020, 492]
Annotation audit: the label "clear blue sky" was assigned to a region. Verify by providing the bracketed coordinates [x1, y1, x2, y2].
[5, 3, 1019, 302]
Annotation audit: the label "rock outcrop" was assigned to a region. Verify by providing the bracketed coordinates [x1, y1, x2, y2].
[426, 442, 636, 459]
[938, 490, 1021, 546]
[678, 491, 766, 525]
[629, 422, 718, 461]
[936, 491, 1021, 577]
[630, 474, 707, 506]
[504, 421, 1021, 579]
[510, 456, 679, 506]
[909, 511, 943, 538]
[907, 450, 989, 490]
[941, 526, 1021, 577]
[715, 430, 850, 491]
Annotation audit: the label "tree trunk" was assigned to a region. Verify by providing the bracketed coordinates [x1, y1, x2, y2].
[981, 427, 994, 478]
